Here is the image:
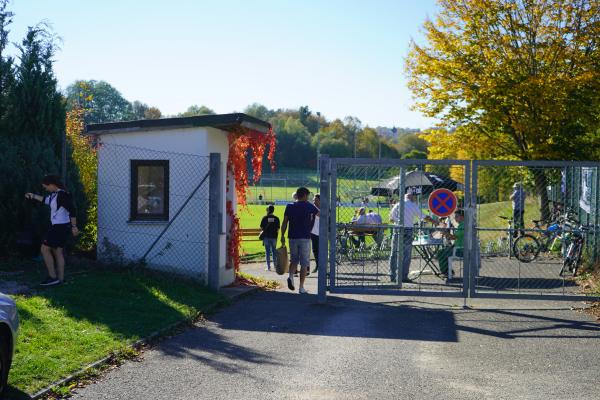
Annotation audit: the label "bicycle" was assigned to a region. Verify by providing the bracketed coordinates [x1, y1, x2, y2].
[511, 206, 578, 263]
[335, 225, 357, 265]
[336, 225, 372, 264]
[336, 223, 393, 264]
[497, 216, 515, 257]
[559, 224, 590, 277]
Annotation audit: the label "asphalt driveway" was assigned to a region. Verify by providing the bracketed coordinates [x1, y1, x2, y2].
[71, 264, 600, 400]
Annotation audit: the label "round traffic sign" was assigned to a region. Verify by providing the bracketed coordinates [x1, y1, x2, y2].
[428, 188, 457, 217]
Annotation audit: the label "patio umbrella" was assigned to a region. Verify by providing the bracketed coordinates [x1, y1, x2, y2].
[370, 170, 463, 197]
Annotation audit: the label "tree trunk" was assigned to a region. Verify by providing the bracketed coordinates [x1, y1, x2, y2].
[532, 169, 550, 222]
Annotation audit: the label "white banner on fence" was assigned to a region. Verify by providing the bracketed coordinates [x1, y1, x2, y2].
[579, 167, 593, 214]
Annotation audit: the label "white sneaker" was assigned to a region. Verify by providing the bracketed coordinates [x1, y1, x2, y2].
[299, 287, 308, 294]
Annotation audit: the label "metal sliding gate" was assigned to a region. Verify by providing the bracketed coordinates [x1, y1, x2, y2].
[317, 157, 600, 303]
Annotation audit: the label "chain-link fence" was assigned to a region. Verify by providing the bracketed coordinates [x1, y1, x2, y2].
[327, 160, 468, 294]
[247, 170, 319, 205]
[473, 161, 600, 297]
[97, 142, 211, 281]
[319, 157, 600, 300]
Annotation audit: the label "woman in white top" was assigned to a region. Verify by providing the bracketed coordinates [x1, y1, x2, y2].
[25, 175, 79, 286]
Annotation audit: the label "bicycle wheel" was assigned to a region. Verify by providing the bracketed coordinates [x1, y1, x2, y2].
[559, 255, 572, 276]
[335, 248, 342, 266]
[335, 236, 347, 265]
[512, 234, 540, 263]
[571, 244, 583, 276]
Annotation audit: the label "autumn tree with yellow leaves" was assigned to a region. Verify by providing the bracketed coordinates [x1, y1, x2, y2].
[407, 0, 600, 218]
[66, 108, 97, 251]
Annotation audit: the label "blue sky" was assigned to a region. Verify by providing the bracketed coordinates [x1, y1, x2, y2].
[8, 0, 439, 129]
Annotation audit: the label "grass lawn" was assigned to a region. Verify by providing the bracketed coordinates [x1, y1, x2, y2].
[476, 197, 541, 228]
[1, 258, 224, 396]
[246, 185, 319, 204]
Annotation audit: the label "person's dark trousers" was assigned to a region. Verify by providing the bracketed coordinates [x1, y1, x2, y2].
[350, 234, 366, 248]
[513, 208, 525, 237]
[311, 233, 319, 271]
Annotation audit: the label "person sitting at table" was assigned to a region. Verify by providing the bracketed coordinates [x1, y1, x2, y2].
[366, 209, 384, 246]
[350, 207, 368, 248]
[436, 209, 465, 275]
[366, 209, 382, 225]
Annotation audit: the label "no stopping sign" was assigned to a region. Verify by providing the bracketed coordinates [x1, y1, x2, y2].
[428, 188, 457, 217]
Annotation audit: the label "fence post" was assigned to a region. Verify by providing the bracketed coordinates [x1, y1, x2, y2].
[318, 155, 330, 303]
[208, 153, 222, 290]
[329, 161, 338, 291]
[468, 161, 478, 298]
[397, 166, 405, 287]
[463, 161, 472, 299]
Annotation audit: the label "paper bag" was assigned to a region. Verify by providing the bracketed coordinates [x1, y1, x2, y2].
[275, 245, 289, 275]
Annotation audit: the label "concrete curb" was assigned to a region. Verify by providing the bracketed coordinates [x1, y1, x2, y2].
[220, 285, 262, 300]
[29, 285, 260, 400]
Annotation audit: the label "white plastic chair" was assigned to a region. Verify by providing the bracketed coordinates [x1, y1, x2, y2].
[447, 247, 463, 280]
[448, 241, 482, 280]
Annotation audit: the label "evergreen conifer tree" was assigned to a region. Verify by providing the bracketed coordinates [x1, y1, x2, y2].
[0, 15, 86, 255]
[0, 0, 14, 134]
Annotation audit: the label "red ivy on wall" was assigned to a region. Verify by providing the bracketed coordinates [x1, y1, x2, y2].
[226, 127, 276, 271]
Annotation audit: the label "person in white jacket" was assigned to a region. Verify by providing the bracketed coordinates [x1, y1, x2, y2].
[389, 192, 433, 283]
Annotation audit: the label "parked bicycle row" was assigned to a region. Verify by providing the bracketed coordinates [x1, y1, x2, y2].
[483, 205, 599, 277]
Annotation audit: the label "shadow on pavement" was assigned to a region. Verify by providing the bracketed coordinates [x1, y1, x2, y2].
[209, 288, 600, 343]
[145, 291, 457, 372]
[157, 326, 282, 374]
[475, 276, 578, 290]
[210, 291, 459, 342]
[462, 308, 600, 339]
[240, 264, 599, 342]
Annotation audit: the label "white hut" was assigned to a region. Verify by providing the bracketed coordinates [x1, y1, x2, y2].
[86, 113, 271, 288]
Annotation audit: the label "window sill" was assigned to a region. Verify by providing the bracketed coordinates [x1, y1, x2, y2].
[127, 220, 169, 225]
